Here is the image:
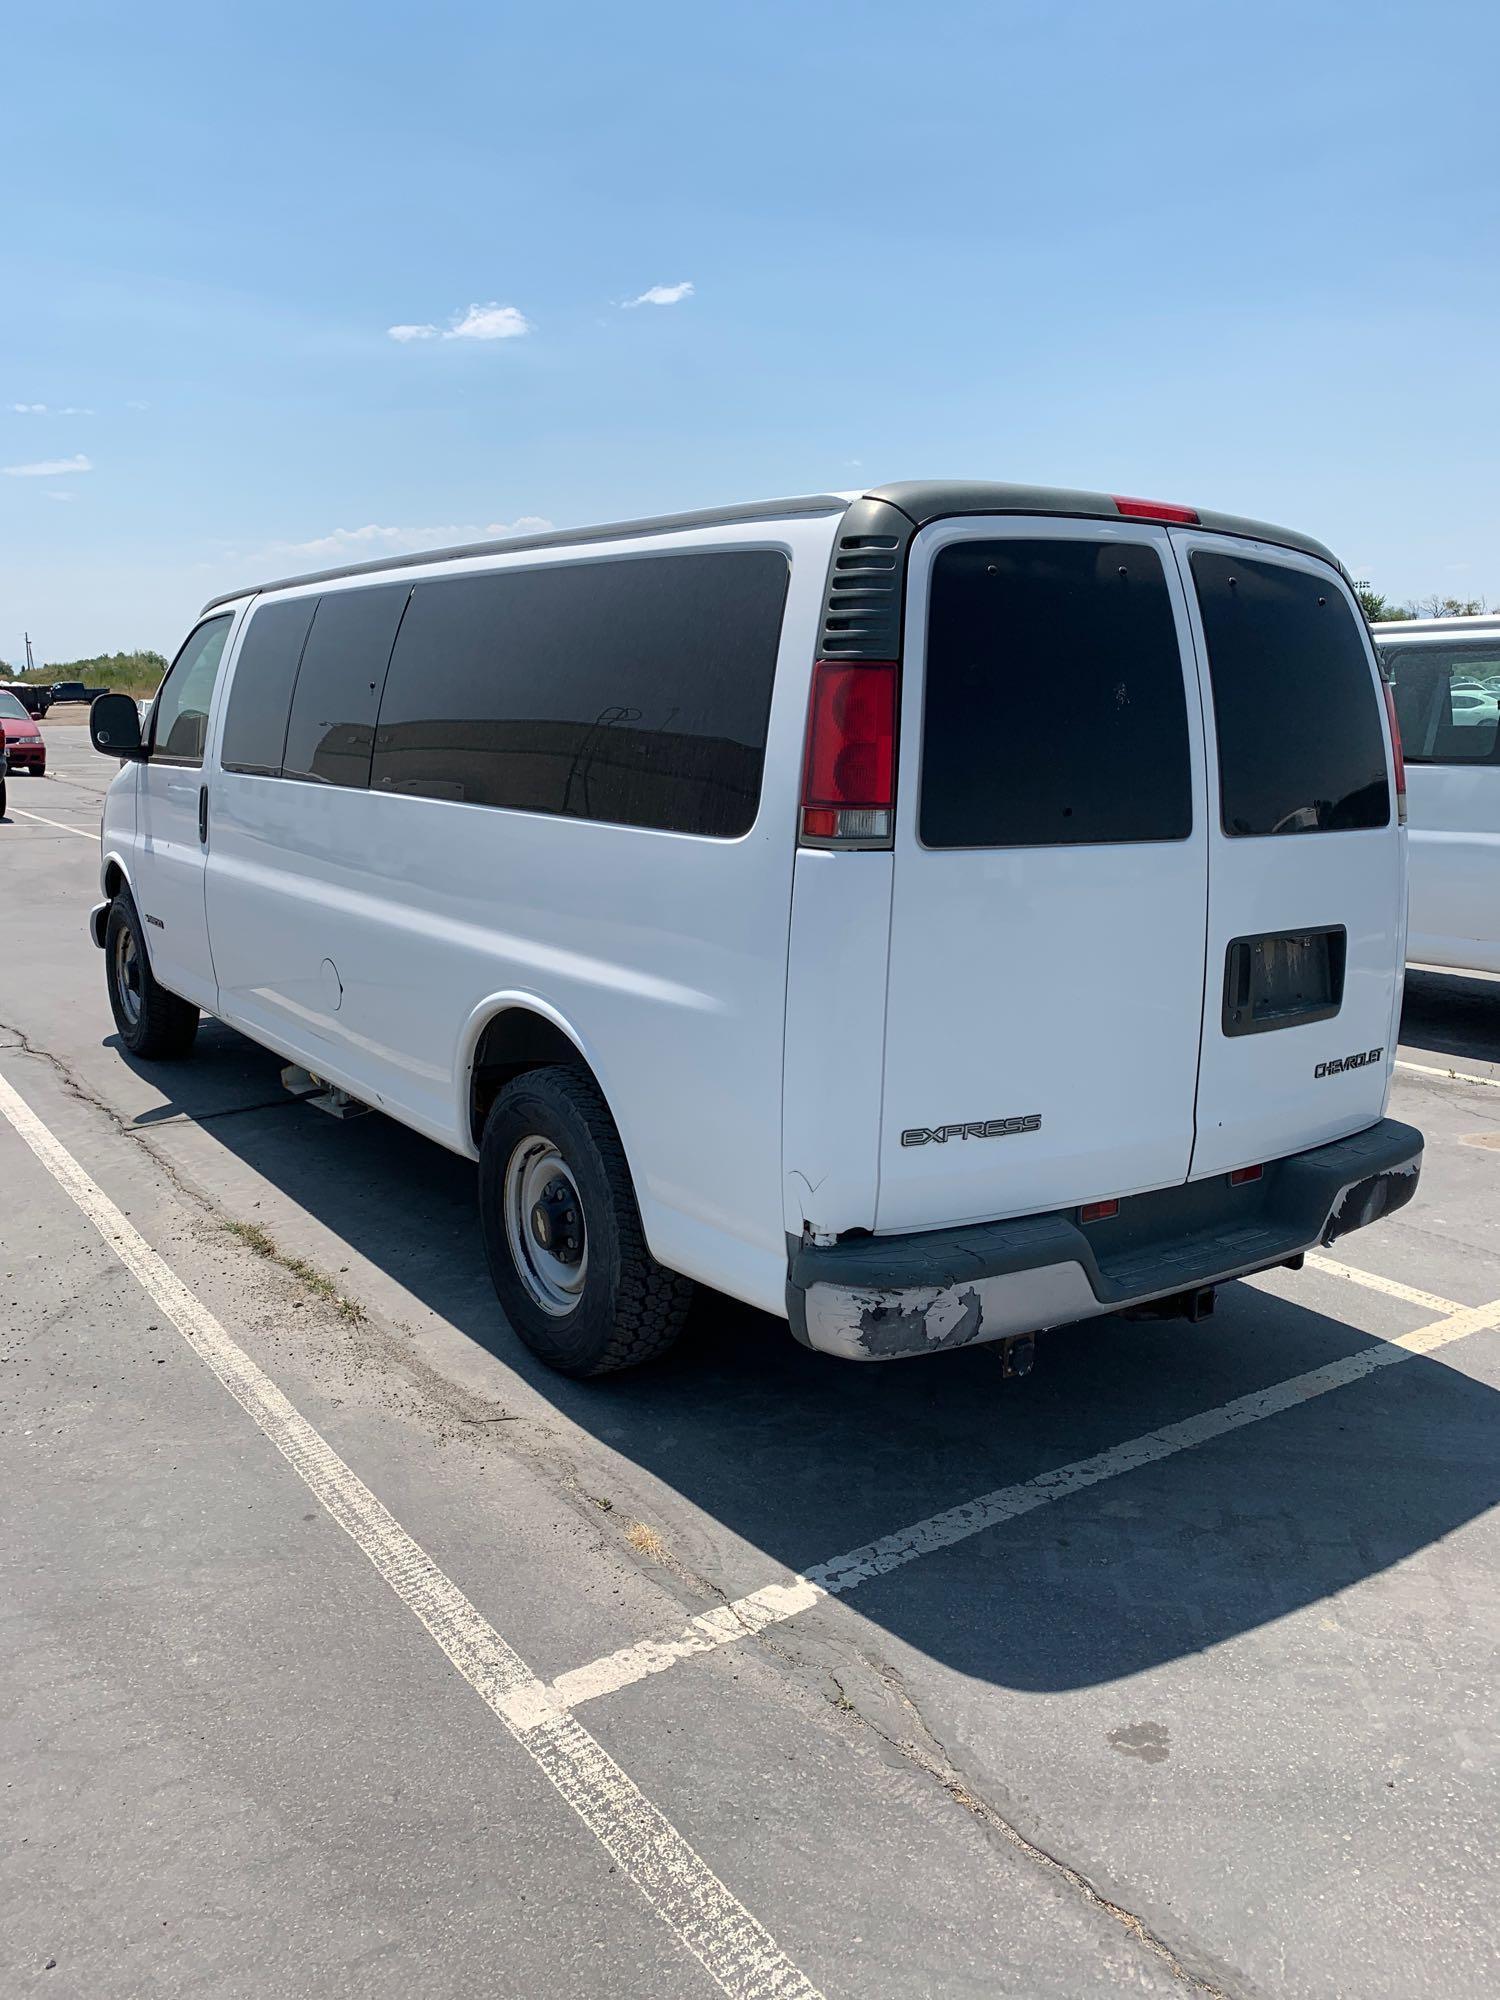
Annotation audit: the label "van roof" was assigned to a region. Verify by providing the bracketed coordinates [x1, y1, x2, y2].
[199, 480, 1345, 613]
[1370, 613, 1500, 640]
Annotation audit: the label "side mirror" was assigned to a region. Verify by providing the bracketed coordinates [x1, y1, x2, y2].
[90, 690, 146, 760]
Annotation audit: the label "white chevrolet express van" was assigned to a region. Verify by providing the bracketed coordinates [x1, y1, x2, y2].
[1375, 614, 1500, 975]
[88, 482, 1422, 1375]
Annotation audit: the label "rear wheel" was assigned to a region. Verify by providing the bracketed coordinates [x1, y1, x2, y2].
[105, 891, 200, 1060]
[479, 1065, 694, 1376]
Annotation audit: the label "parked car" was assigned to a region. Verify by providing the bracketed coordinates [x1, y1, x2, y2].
[0, 681, 50, 718]
[49, 680, 106, 704]
[86, 480, 1421, 1376]
[1376, 613, 1500, 974]
[0, 687, 47, 774]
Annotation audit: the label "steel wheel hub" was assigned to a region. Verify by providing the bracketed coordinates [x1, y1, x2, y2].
[503, 1136, 589, 1316]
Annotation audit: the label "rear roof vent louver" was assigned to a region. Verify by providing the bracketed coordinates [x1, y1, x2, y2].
[817, 498, 915, 660]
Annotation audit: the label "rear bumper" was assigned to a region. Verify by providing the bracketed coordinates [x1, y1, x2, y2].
[787, 1118, 1423, 1362]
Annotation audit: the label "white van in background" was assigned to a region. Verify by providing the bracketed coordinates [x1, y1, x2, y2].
[87, 482, 1421, 1375]
[1375, 614, 1500, 975]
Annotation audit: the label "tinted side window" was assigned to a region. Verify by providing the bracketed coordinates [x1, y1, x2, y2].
[370, 551, 789, 837]
[150, 615, 234, 766]
[919, 539, 1193, 849]
[1192, 553, 1389, 836]
[1382, 641, 1500, 766]
[219, 598, 317, 776]
[282, 585, 410, 788]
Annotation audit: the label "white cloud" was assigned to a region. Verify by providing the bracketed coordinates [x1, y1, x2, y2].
[3, 452, 93, 478]
[443, 302, 531, 341]
[59, 406, 94, 416]
[267, 517, 554, 561]
[388, 302, 532, 343]
[622, 281, 694, 308]
[9, 402, 48, 413]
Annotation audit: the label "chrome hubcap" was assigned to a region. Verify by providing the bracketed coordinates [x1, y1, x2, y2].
[503, 1136, 588, 1316]
[113, 923, 143, 1028]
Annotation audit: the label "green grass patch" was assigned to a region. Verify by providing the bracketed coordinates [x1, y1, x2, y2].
[222, 1217, 366, 1322]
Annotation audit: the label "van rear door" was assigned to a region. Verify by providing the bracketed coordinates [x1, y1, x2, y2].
[877, 517, 1212, 1234]
[1172, 534, 1403, 1177]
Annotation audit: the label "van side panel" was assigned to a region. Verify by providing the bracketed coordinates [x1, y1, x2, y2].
[204, 519, 839, 1320]
[1406, 764, 1500, 973]
[782, 849, 892, 1242]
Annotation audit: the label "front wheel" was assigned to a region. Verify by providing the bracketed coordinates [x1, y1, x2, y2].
[104, 891, 200, 1060]
[479, 1065, 694, 1376]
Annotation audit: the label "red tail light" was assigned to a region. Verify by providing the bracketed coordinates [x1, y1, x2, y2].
[1229, 1164, 1264, 1187]
[1113, 495, 1201, 525]
[1381, 680, 1408, 824]
[800, 660, 897, 844]
[1080, 1198, 1120, 1222]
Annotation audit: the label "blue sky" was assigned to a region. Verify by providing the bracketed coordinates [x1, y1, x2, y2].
[3, 0, 1497, 663]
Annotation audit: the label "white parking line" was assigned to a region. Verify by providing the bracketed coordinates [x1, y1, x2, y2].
[0, 1065, 823, 2000]
[1303, 1252, 1462, 1316]
[1395, 1057, 1500, 1091]
[7, 805, 96, 842]
[539, 1287, 1500, 1724]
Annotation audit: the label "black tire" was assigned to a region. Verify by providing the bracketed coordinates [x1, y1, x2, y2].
[0, 776, 7, 817]
[104, 890, 200, 1060]
[479, 1064, 694, 1377]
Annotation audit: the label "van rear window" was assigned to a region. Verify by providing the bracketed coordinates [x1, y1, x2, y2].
[1191, 553, 1390, 836]
[919, 539, 1193, 849]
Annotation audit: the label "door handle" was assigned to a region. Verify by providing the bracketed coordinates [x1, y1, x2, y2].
[198, 784, 209, 845]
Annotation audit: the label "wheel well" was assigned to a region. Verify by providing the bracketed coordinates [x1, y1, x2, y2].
[469, 1009, 590, 1147]
[103, 860, 125, 899]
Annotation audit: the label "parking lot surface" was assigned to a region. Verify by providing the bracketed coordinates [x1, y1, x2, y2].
[4, 722, 1499, 1999]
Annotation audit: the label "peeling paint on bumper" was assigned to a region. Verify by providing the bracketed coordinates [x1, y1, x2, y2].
[788, 1118, 1423, 1363]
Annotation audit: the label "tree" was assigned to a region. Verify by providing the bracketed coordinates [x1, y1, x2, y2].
[1410, 593, 1487, 619]
[1353, 582, 1409, 623]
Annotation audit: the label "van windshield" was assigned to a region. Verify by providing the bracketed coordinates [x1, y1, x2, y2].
[1190, 553, 1389, 836]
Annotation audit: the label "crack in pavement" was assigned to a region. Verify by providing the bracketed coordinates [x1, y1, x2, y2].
[841, 1655, 1244, 1998]
[0, 1018, 528, 1442]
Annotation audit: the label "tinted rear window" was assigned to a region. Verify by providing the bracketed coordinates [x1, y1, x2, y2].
[1381, 639, 1500, 767]
[370, 551, 789, 837]
[1191, 553, 1389, 836]
[919, 538, 1193, 849]
[220, 597, 317, 776]
[282, 584, 410, 788]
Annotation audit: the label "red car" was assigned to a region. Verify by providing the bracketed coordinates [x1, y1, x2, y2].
[0, 687, 47, 775]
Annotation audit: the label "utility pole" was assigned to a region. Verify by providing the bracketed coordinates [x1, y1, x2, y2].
[24, 632, 36, 675]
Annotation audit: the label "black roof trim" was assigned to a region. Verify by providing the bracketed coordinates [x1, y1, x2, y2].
[198, 494, 850, 612]
[200, 480, 1348, 616]
[862, 482, 1345, 573]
